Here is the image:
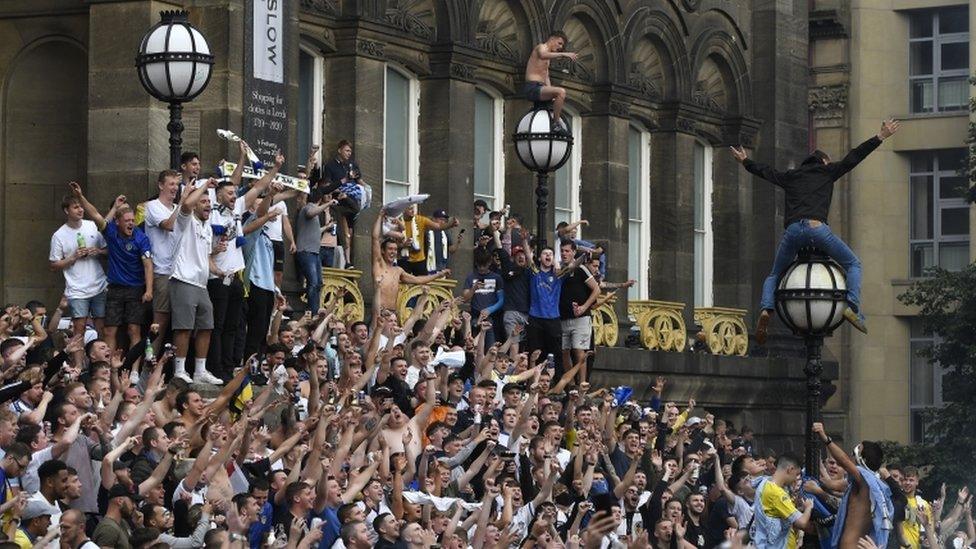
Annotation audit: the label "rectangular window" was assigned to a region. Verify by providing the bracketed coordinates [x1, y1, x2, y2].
[693, 143, 713, 307]
[908, 7, 969, 114]
[384, 67, 418, 201]
[554, 114, 582, 233]
[473, 90, 504, 210]
[297, 48, 323, 165]
[628, 126, 651, 300]
[909, 149, 969, 277]
[909, 318, 943, 443]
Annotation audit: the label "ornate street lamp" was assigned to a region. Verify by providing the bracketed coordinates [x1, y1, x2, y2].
[774, 247, 848, 473]
[135, 10, 214, 170]
[512, 107, 574, 250]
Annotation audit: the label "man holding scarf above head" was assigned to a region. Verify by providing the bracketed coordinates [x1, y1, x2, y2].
[426, 209, 462, 274]
[402, 204, 458, 276]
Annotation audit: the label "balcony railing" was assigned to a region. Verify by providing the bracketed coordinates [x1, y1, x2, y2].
[319, 272, 750, 355]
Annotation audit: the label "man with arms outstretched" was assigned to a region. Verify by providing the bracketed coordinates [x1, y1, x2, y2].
[371, 209, 451, 311]
[813, 422, 894, 548]
[731, 118, 901, 343]
[524, 31, 578, 134]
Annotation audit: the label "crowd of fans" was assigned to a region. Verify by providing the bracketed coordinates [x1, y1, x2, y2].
[0, 138, 960, 549]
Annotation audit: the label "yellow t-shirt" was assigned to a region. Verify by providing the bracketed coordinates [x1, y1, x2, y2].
[760, 480, 801, 549]
[12, 529, 32, 549]
[404, 215, 434, 263]
[902, 496, 932, 549]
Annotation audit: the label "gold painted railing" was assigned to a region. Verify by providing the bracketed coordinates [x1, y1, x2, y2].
[396, 279, 458, 323]
[693, 307, 749, 356]
[591, 294, 619, 347]
[321, 268, 366, 322]
[627, 300, 687, 352]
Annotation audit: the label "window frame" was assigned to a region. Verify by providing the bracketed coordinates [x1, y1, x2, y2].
[908, 318, 944, 443]
[297, 45, 325, 159]
[554, 108, 582, 236]
[908, 8, 970, 114]
[382, 64, 421, 201]
[908, 149, 970, 277]
[473, 88, 506, 211]
[693, 142, 713, 308]
[627, 124, 652, 300]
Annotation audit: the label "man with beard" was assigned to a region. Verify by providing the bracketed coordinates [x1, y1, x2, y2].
[92, 484, 138, 548]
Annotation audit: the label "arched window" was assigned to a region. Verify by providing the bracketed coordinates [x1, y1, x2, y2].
[693, 141, 713, 307]
[628, 125, 651, 300]
[297, 45, 324, 160]
[473, 88, 505, 210]
[554, 109, 582, 233]
[384, 65, 420, 201]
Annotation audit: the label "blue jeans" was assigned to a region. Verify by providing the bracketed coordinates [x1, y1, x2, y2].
[296, 251, 322, 314]
[320, 246, 335, 268]
[760, 220, 861, 311]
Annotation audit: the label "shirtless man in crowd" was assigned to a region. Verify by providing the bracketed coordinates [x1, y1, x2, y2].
[371, 208, 451, 310]
[524, 31, 578, 134]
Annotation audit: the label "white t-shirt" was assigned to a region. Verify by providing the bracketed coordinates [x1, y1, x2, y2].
[210, 197, 247, 277]
[143, 199, 179, 276]
[49, 221, 107, 299]
[171, 211, 213, 288]
[264, 202, 287, 241]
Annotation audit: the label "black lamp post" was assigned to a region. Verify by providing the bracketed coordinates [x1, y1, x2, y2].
[512, 107, 574, 250]
[135, 10, 214, 170]
[774, 247, 849, 473]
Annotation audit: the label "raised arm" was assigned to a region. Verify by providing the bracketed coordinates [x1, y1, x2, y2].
[731, 147, 787, 187]
[242, 152, 284, 211]
[830, 119, 898, 178]
[812, 423, 860, 481]
[181, 177, 215, 214]
[372, 209, 385, 264]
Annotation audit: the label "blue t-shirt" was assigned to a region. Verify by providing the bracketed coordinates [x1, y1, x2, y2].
[104, 221, 152, 287]
[464, 271, 504, 315]
[248, 501, 273, 549]
[318, 506, 340, 549]
[529, 268, 562, 319]
[243, 214, 276, 292]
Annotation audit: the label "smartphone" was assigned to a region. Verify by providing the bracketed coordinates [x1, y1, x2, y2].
[592, 492, 616, 514]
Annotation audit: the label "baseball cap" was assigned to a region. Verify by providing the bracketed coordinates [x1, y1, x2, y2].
[371, 385, 393, 398]
[108, 484, 142, 502]
[686, 416, 703, 426]
[22, 498, 58, 520]
[432, 209, 449, 219]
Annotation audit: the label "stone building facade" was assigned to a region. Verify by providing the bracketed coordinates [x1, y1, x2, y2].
[0, 0, 808, 326]
[809, 0, 975, 445]
[0, 0, 833, 447]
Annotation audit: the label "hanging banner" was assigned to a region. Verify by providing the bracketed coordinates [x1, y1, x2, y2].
[243, 0, 290, 163]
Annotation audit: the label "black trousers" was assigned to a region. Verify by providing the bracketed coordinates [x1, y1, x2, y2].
[244, 285, 275, 360]
[527, 316, 563, 378]
[207, 276, 244, 379]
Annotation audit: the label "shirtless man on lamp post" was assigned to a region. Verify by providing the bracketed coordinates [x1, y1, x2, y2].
[372, 208, 451, 311]
[524, 31, 578, 134]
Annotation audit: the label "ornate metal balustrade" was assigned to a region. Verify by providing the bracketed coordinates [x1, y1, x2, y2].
[693, 307, 749, 356]
[396, 279, 458, 323]
[591, 293, 619, 347]
[321, 268, 365, 322]
[627, 300, 687, 352]
[319, 274, 747, 356]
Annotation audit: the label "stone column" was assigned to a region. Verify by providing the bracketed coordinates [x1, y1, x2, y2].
[648, 126, 697, 313]
[578, 97, 630, 324]
[418, 63, 476, 274]
[87, 1, 187, 209]
[323, 41, 386, 271]
[748, 0, 809, 324]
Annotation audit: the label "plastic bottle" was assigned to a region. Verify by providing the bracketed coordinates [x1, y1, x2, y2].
[76, 233, 86, 249]
[144, 340, 154, 363]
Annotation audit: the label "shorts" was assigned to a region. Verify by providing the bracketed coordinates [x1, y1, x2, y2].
[152, 274, 171, 313]
[561, 316, 592, 350]
[503, 310, 528, 342]
[523, 80, 544, 103]
[272, 241, 285, 272]
[67, 290, 107, 320]
[105, 285, 147, 326]
[169, 279, 214, 330]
